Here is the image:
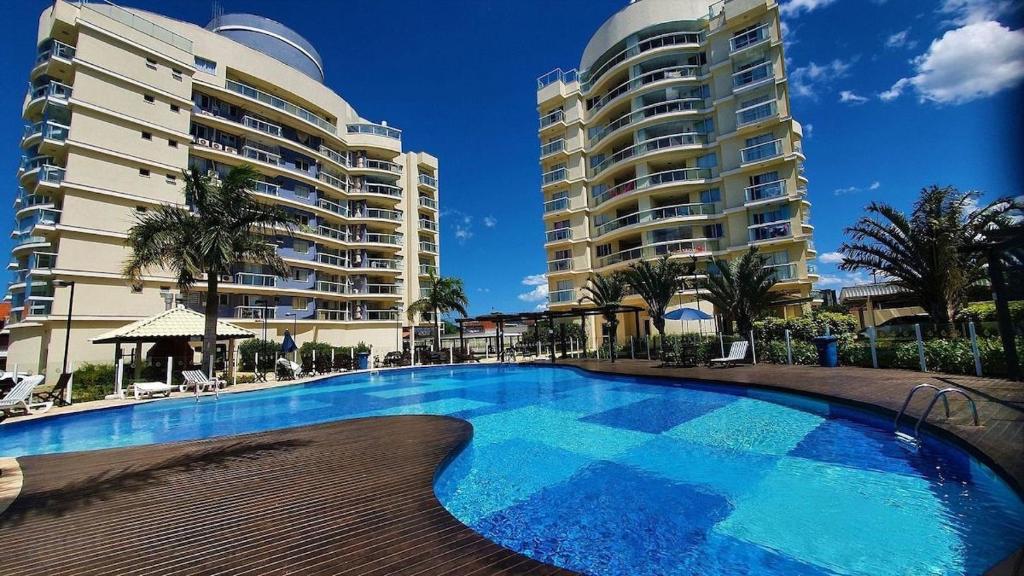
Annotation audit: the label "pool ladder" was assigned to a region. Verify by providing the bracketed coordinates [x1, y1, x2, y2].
[894, 384, 979, 438]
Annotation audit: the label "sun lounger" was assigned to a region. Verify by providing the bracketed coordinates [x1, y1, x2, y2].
[133, 381, 174, 400]
[0, 375, 49, 417]
[32, 372, 72, 407]
[275, 358, 303, 380]
[180, 370, 225, 392]
[710, 341, 749, 367]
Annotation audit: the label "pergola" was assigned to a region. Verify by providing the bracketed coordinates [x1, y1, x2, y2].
[92, 305, 256, 384]
[457, 305, 645, 362]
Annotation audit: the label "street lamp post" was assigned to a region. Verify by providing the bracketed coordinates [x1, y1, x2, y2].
[52, 280, 75, 375]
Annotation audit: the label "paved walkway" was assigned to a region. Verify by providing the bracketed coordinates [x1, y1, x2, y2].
[0, 416, 573, 576]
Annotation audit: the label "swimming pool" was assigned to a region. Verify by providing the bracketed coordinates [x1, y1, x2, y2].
[2, 365, 1022, 575]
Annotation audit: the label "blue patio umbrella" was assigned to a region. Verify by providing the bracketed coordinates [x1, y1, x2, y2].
[665, 307, 713, 321]
[281, 330, 297, 354]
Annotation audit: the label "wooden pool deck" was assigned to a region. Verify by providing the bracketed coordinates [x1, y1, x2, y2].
[0, 416, 574, 576]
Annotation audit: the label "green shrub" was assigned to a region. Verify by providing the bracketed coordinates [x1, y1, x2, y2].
[757, 339, 817, 365]
[957, 301, 1024, 323]
[72, 363, 116, 402]
[238, 339, 279, 371]
[754, 310, 858, 342]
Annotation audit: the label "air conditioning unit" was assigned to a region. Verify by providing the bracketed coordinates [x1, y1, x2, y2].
[197, 138, 210, 147]
[212, 142, 224, 151]
[225, 147, 237, 154]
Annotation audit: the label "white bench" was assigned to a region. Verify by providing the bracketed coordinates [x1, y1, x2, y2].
[133, 381, 174, 400]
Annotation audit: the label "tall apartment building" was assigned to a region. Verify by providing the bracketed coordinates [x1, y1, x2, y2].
[537, 0, 817, 342]
[8, 1, 440, 374]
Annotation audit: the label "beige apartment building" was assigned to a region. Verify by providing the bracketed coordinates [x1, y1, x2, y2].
[8, 1, 440, 375]
[537, 0, 817, 343]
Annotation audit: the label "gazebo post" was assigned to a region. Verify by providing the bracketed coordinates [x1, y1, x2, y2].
[132, 344, 143, 383]
[228, 338, 237, 385]
[459, 320, 465, 353]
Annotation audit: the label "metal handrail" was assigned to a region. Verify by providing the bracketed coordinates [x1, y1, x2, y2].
[894, 384, 948, 432]
[914, 388, 979, 436]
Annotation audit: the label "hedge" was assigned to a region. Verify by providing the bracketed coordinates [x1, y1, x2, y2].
[71, 363, 116, 402]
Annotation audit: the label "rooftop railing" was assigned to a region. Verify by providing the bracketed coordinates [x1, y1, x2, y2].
[537, 67, 578, 89]
[346, 123, 401, 140]
[226, 79, 336, 134]
[77, 0, 192, 51]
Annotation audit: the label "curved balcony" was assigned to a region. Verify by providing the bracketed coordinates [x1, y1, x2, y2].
[241, 115, 282, 138]
[583, 30, 704, 93]
[351, 182, 402, 199]
[353, 158, 402, 174]
[740, 138, 783, 165]
[225, 79, 336, 136]
[366, 208, 403, 222]
[592, 132, 706, 176]
[588, 65, 701, 115]
[317, 197, 349, 218]
[589, 98, 705, 147]
[347, 123, 401, 141]
[34, 40, 76, 71]
[25, 81, 72, 116]
[319, 145, 349, 168]
[594, 202, 716, 237]
[592, 167, 713, 207]
[22, 120, 70, 149]
[596, 238, 719, 269]
[363, 232, 403, 247]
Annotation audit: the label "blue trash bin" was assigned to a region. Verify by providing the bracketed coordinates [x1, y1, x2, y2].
[357, 351, 370, 370]
[812, 336, 839, 367]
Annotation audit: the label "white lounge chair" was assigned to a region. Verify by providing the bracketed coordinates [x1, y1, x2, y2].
[0, 375, 50, 417]
[180, 370, 225, 393]
[710, 341, 749, 367]
[275, 357, 302, 380]
[133, 381, 174, 400]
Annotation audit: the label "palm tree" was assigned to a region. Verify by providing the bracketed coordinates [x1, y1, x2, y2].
[579, 273, 626, 362]
[406, 273, 469, 350]
[124, 165, 297, 371]
[621, 256, 690, 357]
[704, 247, 777, 336]
[840, 186, 1021, 324]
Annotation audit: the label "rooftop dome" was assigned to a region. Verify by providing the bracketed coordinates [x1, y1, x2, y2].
[206, 13, 324, 83]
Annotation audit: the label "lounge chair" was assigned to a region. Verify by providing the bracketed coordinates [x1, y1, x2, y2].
[133, 381, 174, 400]
[381, 351, 403, 367]
[710, 341, 749, 368]
[276, 358, 303, 380]
[333, 354, 353, 372]
[33, 372, 73, 407]
[453, 348, 480, 364]
[180, 370, 225, 392]
[0, 375, 49, 418]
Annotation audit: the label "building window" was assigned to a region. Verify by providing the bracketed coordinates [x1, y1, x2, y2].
[703, 223, 724, 238]
[596, 244, 612, 257]
[218, 294, 230, 306]
[293, 239, 310, 254]
[165, 174, 176, 184]
[144, 94, 155, 103]
[293, 269, 310, 282]
[194, 56, 217, 74]
[168, 140, 178, 148]
[294, 159, 311, 172]
[141, 131, 152, 140]
[171, 69, 183, 81]
[170, 104, 180, 113]
[700, 188, 721, 203]
[145, 57, 157, 70]
[139, 168, 150, 177]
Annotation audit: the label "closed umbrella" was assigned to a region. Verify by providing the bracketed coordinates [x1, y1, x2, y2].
[281, 330, 297, 360]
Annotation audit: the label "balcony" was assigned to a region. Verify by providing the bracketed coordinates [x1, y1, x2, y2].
[597, 238, 719, 268]
[765, 262, 797, 281]
[595, 202, 717, 236]
[363, 283, 402, 295]
[318, 170, 346, 190]
[241, 142, 281, 165]
[23, 120, 69, 145]
[318, 197, 349, 217]
[582, 30, 704, 91]
[366, 208, 403, 222]
[740, 138, 783, 164]
[419, 241, 438, 253]
[588, 65, 701, 113]
[317, 225, 350, 242]
[317, 252, 349, 267]
[548, 258, 572, 272]
[316, 279, 348, 294]
[418, 174, 438, 188]
[252, 181, 279, 196]
[544, 197, 569, 213]
[319, 145, 349, 167]
[537, 68, 578, 89]
[353, 183, 402, 199]
[234, 272, 277, 287]
[733, 61, 773, 91]
[542, 167, 567, 185]
[358, 158, 402, 173]
[744, 179, 787, 203]
[592, 167, 713, 206]
[539, 109, 564, 129]
[365, 232, 402, 246]
[590, 98, 705, 146]
[419, 196, 438, 210]
[241, 115, 282, 137]
[28, 80, 72, 105]
[592, 132, 706, 176]
[549, 289, 576, 304]
[541, 139, 565, 157]
[749, 220, 792, 242]
[419, 264, 438, 276]
[318, 309, 351, 321]
[545, 228, 572, 242]
[347, 123, 402, 140]
[419, 218, 438, 232]
[35, 40, 76, 67]
[367, 258, 402, 270]
[225, 79, 336, 135]
[731, 24, 771, 53]
[363, 309, 400, 321]
[235, 305, 275, 319]
[736, 100, 778, 128]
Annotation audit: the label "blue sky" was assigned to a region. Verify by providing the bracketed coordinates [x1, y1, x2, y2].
[1, 0, 1021, 315]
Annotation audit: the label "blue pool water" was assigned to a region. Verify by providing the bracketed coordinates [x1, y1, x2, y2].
[2, 365, 1022, 575]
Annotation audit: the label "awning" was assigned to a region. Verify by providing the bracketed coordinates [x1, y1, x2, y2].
[91, 305, 256, 344]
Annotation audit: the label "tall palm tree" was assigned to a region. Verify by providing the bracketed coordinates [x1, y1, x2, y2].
[407, 273, 469, 350]
[704, 247, 777, 336]
[124, 165, 297, 371]
[579, 273, 626, 362]
[840, 186, 1021, 324]
[621, 256, 690, 357]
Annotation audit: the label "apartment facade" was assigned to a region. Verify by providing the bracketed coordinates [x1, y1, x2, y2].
[537, 0, 817, 343]
[8, 1, 440, 375]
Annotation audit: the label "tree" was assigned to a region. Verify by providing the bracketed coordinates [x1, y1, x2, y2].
[407, 273, 469, 350]
[704, 247, 778, 336]
[579, 273, 626, 362]
[839, 186, 1021, 324]
[621, 256, 690, 357]
[124, 165, 297, 371]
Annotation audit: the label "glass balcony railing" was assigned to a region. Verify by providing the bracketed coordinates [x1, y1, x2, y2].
[542, 167, 567, 185]
[589, 98, 705, 145]
[242, 115, 282, 137]
[320, 146, 349, 168]
[363, 309, 400, 321]
[549, 288, 575, 304]
[592, 132, 706, 176]
[419, 196, 438, 210]
[353, 183, 402, 198]
[748, 220, 792, 242]
[744, 179, 787, 203]
[234, 272, 277, 287]
[81, 1, 191, 51]
[318, 171, 346, 190]
[419, 241, 438, 253]
[541, 139, 565, 157]
[241, 144, 282, 165]
[592, 167, 713, 206]
[733, 61, 773, 89]
[548, 258, 572, 272]
[226, 79, 336, 134]
[582, 31, 704, 91]
[544, 197, 569, 213]
[358, 159, 402, 173]
[736, 100, 777, 127]
[318, 309, 351, 321]
[318, 197, 349, 217]
[21, 155, 56, 172]
[539, 109, 564, 129]
[597, 239, 719, 268]
[317, 252, 348, 267]
[731, 24, 771, 52]
[765, 262, 797, 281]
[366, 208, 403, 222]
[252, 181, 279, 196]
[318, 225, 350, 242]
[317, 280, 348, 294]
[740, 139, 783, 164]
[364, 283, 402, 295]
[346, 123, 402, 140]
[35, 40, 76, 66]
[235, 305, 275, 319]
[588, 65, 701, 113]
[546, 228, 572, 242]
[29, 80, 72, 103]
[537, 68, 578, 89]
[595, 202, 717, 236]
[367, 258, 402, 270]
[16, 191, 52, 208]
[365, 233, 403, 246]
[419, 218, 438, 231]
[419, 264, 438, 276]
[418, 174, 437, 188]
[39, 166, 65, 185]
[807, 262, 818, 275]
[24, 120, 70, 143]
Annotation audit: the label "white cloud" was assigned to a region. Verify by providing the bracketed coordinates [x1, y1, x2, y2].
[819, 251, 845, 264]
[534, 303, 548, 312]
[790, 59, 854, 99]
[885, 28, 917, 49]
[869, 181, 881, 190]
[834, 181, 880, 196]
[815, 271, 872, 288]
[522, 273, 547, 286]
[483, 216, 497, 228]
[780, 0, 837, 17]
[839, 90, 869, 104]
[940, 0, 1014, 24]
[518, 284, 549, 303]
[804, 123, 814, 138]
[880, 20, 1024, 105]
[454, 224, 473, 243]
